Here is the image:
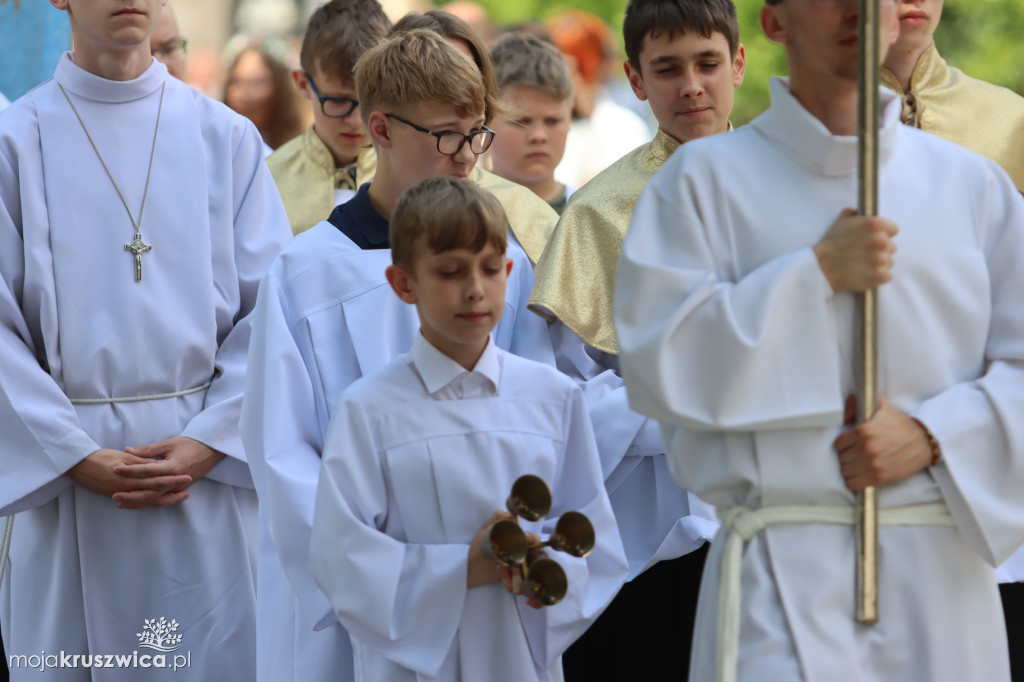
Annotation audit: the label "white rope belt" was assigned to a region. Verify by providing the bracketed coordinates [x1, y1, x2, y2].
[68, 382, 211, 405]
[0, 515, 12, 587]
[715, 502, 955, 682]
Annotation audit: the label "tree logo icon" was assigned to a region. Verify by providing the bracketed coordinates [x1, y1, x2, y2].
[136, 617, 184, 652]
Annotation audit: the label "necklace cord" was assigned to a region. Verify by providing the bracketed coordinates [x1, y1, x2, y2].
[58, 81, 165, 233]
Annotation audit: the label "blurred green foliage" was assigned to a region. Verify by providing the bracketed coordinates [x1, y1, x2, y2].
[443, 0, 1024, 125]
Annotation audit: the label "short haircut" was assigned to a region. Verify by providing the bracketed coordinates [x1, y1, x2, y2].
[391, 177, 508, 271]
[390, 10, 500, 123]
[623, 0, 741, 69]
[491, 32, 575, 102]
[354, 28, 487, 126]
[299, 0, 392, 83]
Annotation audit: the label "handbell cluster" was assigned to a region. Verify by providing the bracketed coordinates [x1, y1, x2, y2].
[480, 474, 596, 606]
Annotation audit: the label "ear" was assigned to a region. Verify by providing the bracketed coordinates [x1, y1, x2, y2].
[732, 44, 747, 88]
[50, 0, 70, 10]
[504, 257, 513, 279]
[366, 110, 392, 150]
[623, 60, 648, 102]
[385, 264, 418, 305]
[292, 69, 312, 101]
[760, 5, 786, 45]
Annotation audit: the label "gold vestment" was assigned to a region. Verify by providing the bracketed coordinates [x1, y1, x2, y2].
[881, 44, 1024, 192]
[267, 127, 376, 236]
[528, 130, 680, 354]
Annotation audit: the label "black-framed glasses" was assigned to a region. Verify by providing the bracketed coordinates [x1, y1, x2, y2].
[306, 75, 359, 119]
[385, 113, 495, 156]
[151, 38, 187, 63]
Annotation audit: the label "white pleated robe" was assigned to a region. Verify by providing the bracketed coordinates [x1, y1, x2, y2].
[240, 220, 556, 682]
[0, 55, 290, 680]
[309, 335, 628, 681]
[616, 79, 1024, 681]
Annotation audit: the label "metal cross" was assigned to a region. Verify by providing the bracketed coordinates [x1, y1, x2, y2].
[125, 232, 152, 282]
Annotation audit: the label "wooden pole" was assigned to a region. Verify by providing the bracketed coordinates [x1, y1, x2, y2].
[856, 0, 881, 625]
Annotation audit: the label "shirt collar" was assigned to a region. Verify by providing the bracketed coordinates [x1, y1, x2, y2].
[326, 182, 390, 249]
[752, 77, 901, 177]
[55, 51, 167, 103]
[411, 331, 501, 396]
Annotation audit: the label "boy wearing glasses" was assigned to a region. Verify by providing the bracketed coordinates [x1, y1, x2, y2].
[617, 0, 1024, 680]
[241, 27, 555, 682]
[268, 0, 391, 235]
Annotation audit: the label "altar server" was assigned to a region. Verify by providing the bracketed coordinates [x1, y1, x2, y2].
[616, 1, 1024, 680]
[0, 0, 290, 679]
[310, 176, 628, 682]
[241, 29, 554, 682]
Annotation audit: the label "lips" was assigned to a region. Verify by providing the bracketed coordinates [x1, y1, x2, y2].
[900, 10, 929, 25]
[459, 312, 489, 323]
[677, 107, 711, 116]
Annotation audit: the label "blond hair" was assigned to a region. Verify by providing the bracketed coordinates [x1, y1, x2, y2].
[354, 28, 486, 126]
[391, 177, 508, 271]
[391, 10, 500, 123]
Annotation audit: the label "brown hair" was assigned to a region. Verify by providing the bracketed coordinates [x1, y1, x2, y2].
[299, 0, 392, 83]
[391, 177, 508, 270]
[223, 46, 306, 149]
[624, 0, 740, 70]
[390, 10, 500, 123]
[491, 32, 574, 102]
[354, 28, 486, 126]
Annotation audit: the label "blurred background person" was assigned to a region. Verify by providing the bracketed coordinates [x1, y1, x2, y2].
[488, 32, 576, 214]
[224, 40, 310, 151]
[150, 1, 188, 81]
[546, 9, 650, 188]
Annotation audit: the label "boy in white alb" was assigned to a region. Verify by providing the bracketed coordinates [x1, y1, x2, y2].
[310, 177, 628, 682]
[240, 29, 555, 682]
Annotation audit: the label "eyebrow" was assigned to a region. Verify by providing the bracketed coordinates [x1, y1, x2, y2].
[648, 50, 728, 66]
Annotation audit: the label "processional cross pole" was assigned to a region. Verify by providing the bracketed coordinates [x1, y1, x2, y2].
[856, 0, 881, 626]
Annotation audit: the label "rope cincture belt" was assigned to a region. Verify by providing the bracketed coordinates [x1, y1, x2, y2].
[715, 502, 955, 682]
[0, 382, 217, 583]
[68, 382, 212, 404]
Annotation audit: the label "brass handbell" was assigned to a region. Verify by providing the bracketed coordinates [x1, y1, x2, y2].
[506, 474, 552, 521]
[481, 474, 596, 606]
[531, 511, 595, 558]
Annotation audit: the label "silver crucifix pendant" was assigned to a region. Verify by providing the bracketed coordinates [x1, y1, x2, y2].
[125, 231, 152, 282]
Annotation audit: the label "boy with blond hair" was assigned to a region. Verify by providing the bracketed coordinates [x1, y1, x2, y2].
[488, 32, 576, 214]
[268, 0, 391, 235]
[528, 0, 745, 678]
[241, 28, 555, 682]
[310, 176, 628, 682]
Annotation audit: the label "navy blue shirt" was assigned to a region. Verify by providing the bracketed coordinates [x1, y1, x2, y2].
[327, 183, 390, 249]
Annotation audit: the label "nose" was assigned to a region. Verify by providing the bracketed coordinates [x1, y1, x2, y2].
[527, 122, 547, 143]
[451, 140, 476, 166]
[679, 69, 704, 98]
[465, 270, 485, 300]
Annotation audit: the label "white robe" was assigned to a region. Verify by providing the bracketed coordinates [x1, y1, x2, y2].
[0, 55, 290, 680]
[616, 78, 1024, 681]
[0, 91, 9, 112]
[551, 323, 717, 579]
[240, 221, 556, 682]
[309, 333, 628, 682]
